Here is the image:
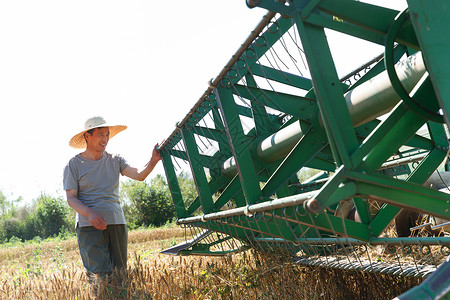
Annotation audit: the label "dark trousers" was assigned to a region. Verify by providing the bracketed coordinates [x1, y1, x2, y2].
[76, 224, 128, 276]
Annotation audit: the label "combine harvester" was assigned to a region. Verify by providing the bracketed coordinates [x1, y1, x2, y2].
[159, 1, 450, 298]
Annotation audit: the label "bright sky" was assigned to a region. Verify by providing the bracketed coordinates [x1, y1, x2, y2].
[0, 1, 406, 204]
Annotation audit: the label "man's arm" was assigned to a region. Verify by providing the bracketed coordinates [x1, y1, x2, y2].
[65, 189, 107, 230]
[122, 143, 162, 181]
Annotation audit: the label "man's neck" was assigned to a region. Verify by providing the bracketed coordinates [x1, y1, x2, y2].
[81, 149, 104, 161]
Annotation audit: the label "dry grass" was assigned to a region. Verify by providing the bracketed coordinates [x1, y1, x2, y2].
[0, 227, 425, 300]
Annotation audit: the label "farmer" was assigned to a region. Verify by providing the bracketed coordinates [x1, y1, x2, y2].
[63, 116, 161, 282]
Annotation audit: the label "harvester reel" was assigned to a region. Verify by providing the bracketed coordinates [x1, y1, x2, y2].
[159, 1, 450, 298]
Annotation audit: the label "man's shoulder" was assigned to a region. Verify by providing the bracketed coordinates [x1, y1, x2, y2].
[104, 151, 113, 157]
[104, 152, 129, 168]
[104, 152, 123, 160]
[66, 154, 82, 165]
[63, 155, 82, 172]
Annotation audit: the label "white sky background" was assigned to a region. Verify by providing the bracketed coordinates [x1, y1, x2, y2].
[0, 1, 406, 204]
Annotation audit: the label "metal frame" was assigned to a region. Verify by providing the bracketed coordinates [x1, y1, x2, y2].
[159, 1, 450, 280]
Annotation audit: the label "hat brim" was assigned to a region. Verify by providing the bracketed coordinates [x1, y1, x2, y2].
[69, 124, 127, 149]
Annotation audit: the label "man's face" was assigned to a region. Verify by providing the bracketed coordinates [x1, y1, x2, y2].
[86, 127, 110, 152]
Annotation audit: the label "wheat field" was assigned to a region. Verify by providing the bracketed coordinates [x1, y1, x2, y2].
[0, 226, 423, 299]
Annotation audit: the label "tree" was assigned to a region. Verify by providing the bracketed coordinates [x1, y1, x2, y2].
[0, 190, 73, 243]
[0, 218, 23, 242]
[0, 190, 22, 218]
[121, 180, 175, 228]
[0, 190, 7, 216]
[148, 172, 197, 208]
[175, 171, 197, 208]
[34, 194, 71, 238]
[0, 190, 26, 242]
[149, 174, 168, 191]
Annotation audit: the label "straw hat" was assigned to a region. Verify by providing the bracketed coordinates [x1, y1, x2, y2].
[69, 116, 127, 149]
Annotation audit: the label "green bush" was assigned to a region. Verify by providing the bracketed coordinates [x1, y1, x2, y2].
[0, 218, 24, 243]
[22, 213, 41, 241]
[0, 193, 74, 244]
[34, 194, 71, 238]
[171, 172, 197, 208]
[121, 180, 175, 228]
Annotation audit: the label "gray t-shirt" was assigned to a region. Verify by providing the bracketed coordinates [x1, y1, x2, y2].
[63, 152, 130, 227]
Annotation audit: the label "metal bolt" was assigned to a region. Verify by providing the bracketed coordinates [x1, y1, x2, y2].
[305, 199, 321, 213]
